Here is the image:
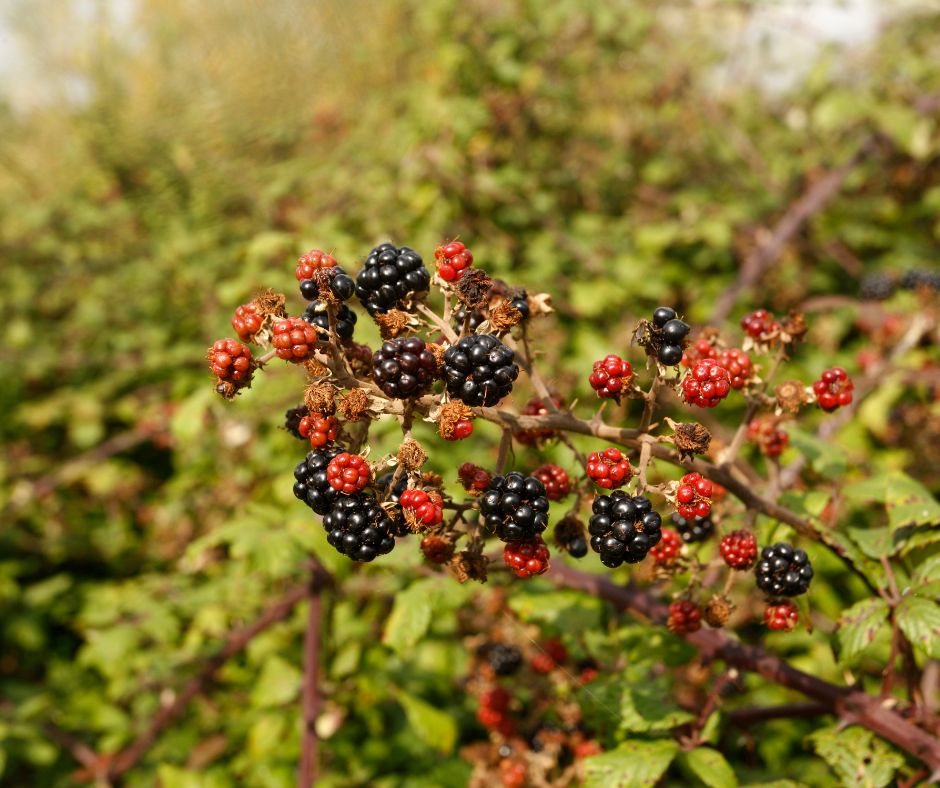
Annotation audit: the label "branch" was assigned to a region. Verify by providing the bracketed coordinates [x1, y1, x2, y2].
[726, 702, 830, 727]
[549, 563, 940, 772]
[299, 568, 326, 787]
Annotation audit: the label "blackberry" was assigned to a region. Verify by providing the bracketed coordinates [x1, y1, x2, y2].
[568, 537, 588, 558]
[479, 471, 550, 542]
[355, 243, 431, 314]
[508, 290, 530, 321]
[659, 344, 684, 366]
[322, 493, 396, 562]
[299, 267, 356, 302]
[588, 492, 663, 568]
[301, 300, 358, 340]
[293, 447, 343, 515]
[755, 542, 813, 597]
[900, 269, 940, 292]
[484, 643, 523, 676]
[650, 306, 690, 365]
[372, 337, 438, 399]
[443, 334, 519, 406]
[452, 304, 486, 332]
[670, 512, 714, 543]
[858, 272, 896, 301]
[284, 405, 309, 440]
[375, 471, 407, 503]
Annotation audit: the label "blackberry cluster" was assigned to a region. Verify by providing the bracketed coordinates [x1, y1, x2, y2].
[900, 269, 940, 292]
[293, 447, 343, 515]
[670, 512, 714, 543]
[588, 492, 663, 567]
[323, 493, 397, 562]
[858, 272, 897, 301]
[443, 334, 519, 406]
[299, 267, 356, 302]
[651, 307, 690, 366]
[284, 405, 309, 439]
[755, 542, 813, 597]
[452, 304, 486, 332]
[301, 300, 358, 340]
[480, 472, 550, 542]
[355, 243, 431, 314]
[375, 471, 408, 502]
[372, 337, 438, 398]
[483, 643, 523, 676]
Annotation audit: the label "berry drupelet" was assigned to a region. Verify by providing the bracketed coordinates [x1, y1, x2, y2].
[649, 528, 682, 565]
[372, 337, 438, 399]
[400, 489, 444, 527]
[588, 492, 663, 567]
[651, 306, 690, 365]
[812, 367, 854, 412]
[298, 413, 339, 448]
[667, 600, 702, 634]
[443, 334, 519, 407]
[755, 542, 813, 596]
[531, 463, 572, 501]
[434, 240, 474, 282]
[747, 417, 789, 457]
[670, 512, 714, 543]
[675, 472, 713, 519]
[293, 447, 344, 515]
[513, 397, 561, 445]
[326, 452, 372, 494]
[231, 303, 264, 342]
[322, 493, 397, 562]
[682, 359, 731, 408]
[764, 600, 799, 631]
[484, 643, 523, 676]
[271, 317, 320, 361]
[585, 447, 633, 489]
[719, 529, 758, 569]
[355, 243, 431, 314]
[301, 300, 358, 341]
[589, 354, 633, 400]
[479, 471, 551, 542]
[740, 309, 781, 340]
[503, 536, 551, 578]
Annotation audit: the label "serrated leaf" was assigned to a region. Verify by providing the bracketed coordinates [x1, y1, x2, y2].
[582, 739, 678, 788]
[846, 527, 895, 559]
[619, 685, 695, 733]
[911, 555, 940, 586]
[809, 725, 903, 788]
[896, 596, 940, 658]
[836, 598, 889, 663]
[382, 581, 433, 656]
[681, 747, 738, 788]
[885, 472, 940, 532]
[397, 691, 456, 754]
[787, 428, 846, 480]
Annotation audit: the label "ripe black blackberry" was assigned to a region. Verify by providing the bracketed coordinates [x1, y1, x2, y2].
[670, 512, 714, 543]
[900, 268, 940, 292]
[284, 405, 309, 440]
[443, 334, 519, 407]
[858, 272, 897, 301]
[293, 447, 343, 515]
[755, 542, 813, 597]
[479, 471, 550, 542]
[372, 337, 438, 399]
[452, 304, 486, 332]
[588, 492, 663, 568]
[375, 471, 408, 503]
[483, 643, 523, 676]
[301, 300, 358, 340]
[322, 493, 397, 562]
[650, 306, 690, 366]
[355, 243, 431, 314]
[299, 267, 356, 302]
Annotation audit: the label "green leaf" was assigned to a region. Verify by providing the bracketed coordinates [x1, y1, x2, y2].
[896, 596, 940, 658]
[396, 691, 457, 754]
[382, 580, 434, 656]
[251, 656, 302, 708]
[508, 588, 606, 636]
[836, 598, 890, 663]
[885, 472, 940, 533]
[577, 673, 693, 735]
[787, 428, 846, 480]
[809, 725, 903, 788]
[911, 555, 940, 586]
[582, 739, 679, 788]
[680, 747, 738, 788]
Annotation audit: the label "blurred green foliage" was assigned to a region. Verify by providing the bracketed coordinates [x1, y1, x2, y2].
[1, 0, 939, 785]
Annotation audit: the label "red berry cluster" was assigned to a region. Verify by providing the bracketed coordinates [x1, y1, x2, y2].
[513, 397, 560, 445]
[458, 462, 492, 494]
[434, 240, 474, 282]
[400, 489, 444, 526]
[682, 360, 731, 408]
[812, 367, 854, 412]
[503, 536, 551, 578]
[667, 600, 702, 634]
[420, 534, 454, 564]
[326, 452, 372, 494]
[764, 600, 799, 631]
[531, 638, 567, 674]
[588, 354, 633, 400]
[477, 687, 515, 737]
[675, 472, 712, 519]
[298, 413, 339, 448]
[649, 528, 682, 565]
[586, 447, 632, 489]
[295, 249, 337, 281]
[531, 464, 572, 501]
[681, 338, 716, 368]
[740, 308, 781, 340]
[747, 417, 789, 457]
[716, 347, 752, 389]
[231, 303, 263, 342]
[272, 317, 319, 361]
[207, 338, 254, 383]
[499, 760, 527, 788]
[719, 529, 758, 569]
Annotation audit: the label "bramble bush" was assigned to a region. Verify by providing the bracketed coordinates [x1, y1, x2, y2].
[2, 1, 940, 786]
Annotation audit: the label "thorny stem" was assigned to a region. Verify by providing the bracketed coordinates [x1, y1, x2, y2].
[635, 437, 653, 494]
[494, 428, 513, 475]
[638, 376, 662, 433]
[685, 669, 736, 748]
[416, 302, 459, 344]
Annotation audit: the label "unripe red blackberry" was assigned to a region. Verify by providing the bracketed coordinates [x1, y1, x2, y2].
[675, 471, 713, 519]
[747, 417, 789, 457]
[231, 303, 264, 342]
[293, 447, 344, 514]
[670, 512, 714, 543]
[295, 248, 337, 280]
[682, 360, 731, 408]
[719, 530, 758, 569]
[588, 354, 633, 400]
[208, 338, 255, 385]
[588, 492, 662, 567]
[443, 334, 519, 407]
[716, 347, 752, 389]
[480, 472, 550, 542]
[681, 338, 717, 368]
[445, 420, 474, 440]
[458, 463, 492, 494]
[755, 543, 813, 597]
[585, 447, 632, 489]
[298, 413, 339, 448]
[434, 240, 474, 282]
[764, 600, 799, 631]
[513, 397, 560, 445]
[420, 534, 454, 564]
[531, 463, 572, 501]
[400, 489, 444, 527]
[667, 600, 702, 634]
[301, 300, 358, 341]
[812, 367, 854, 412]
[503, 536, 551, 578]
[531, 638, 567, 673]
[326, 452, 372, 494]
[372, 337, 438, 399]
[271, 317, 319, 361]
[355, 243, 431, 314]
[740, 308, 780, 340]
[322, 493, 396, 562]
[649, 528, 682, 565]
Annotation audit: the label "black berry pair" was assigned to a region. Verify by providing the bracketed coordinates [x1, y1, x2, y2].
[651, 306, 690, 366]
